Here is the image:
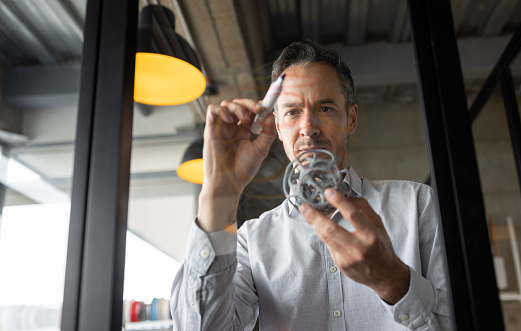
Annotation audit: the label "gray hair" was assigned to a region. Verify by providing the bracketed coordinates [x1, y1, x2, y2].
[271, 39, 356, 107]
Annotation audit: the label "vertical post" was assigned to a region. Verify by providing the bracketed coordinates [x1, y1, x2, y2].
[61, 0, 101, 328]
[407, 0, 504, 329]
[500, 68, 521, 193]
[61, 0, 138, 330]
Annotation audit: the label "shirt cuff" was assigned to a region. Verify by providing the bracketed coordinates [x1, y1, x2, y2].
[185, 219, 238, 275]
[380, 267, 436, 329]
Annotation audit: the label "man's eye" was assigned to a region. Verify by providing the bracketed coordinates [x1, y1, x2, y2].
[285, 109, 299, 117]
[319, 106, 333, 113]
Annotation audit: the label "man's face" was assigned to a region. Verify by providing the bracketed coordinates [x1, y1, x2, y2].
[274, 63, 358, 165]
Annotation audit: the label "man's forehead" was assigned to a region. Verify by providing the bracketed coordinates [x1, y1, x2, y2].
[281, 73, 343, 92]
[279, 97, 340, 108]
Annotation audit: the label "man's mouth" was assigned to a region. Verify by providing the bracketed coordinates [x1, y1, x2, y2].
[294, 138, 333, 160]
[298, 146, 322, 153]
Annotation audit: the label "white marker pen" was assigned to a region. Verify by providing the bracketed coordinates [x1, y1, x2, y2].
[250, 73, 286, 135]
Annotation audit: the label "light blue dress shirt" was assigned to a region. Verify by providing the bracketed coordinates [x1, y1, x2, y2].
[171, 168, 453, 330]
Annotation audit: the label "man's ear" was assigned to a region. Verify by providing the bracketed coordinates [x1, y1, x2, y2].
[348, 104, 358, 135]
[273, 111, 283, 141]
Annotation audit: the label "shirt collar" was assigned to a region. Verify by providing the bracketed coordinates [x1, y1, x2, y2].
[346, 167, 362, 197]
[288, 167, 363, 215]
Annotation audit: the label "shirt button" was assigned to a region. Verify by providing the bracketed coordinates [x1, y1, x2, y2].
[329, 266, 337, 273]
[400, 314, 409, 321]
[200, 249, 210, 259]
[333, 310, 341, 317]
[192, 304, 197, 312]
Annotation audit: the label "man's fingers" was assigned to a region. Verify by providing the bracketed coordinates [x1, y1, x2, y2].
[219, 100, 253, 124]
[232, 98, 264, 114]
[299, 204, 350, 251]
[347, 196, 383, 227]
[207, 104, 236, 123]
[232, 98, 276, 136]
[208, 99, 274, 136]
[323, 188, 375, 232]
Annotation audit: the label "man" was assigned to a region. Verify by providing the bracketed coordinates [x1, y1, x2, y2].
[171, 40, 452, 330]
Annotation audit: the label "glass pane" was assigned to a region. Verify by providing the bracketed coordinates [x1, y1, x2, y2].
[471, 85, 521, 330]
[122, 3, 208, 328]
[122, 101, 201, 330]
[121, 2, 521, 330]
[0, 0, 86, 329]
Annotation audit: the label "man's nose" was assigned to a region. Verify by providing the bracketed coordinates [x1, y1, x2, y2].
[299, 109, 320, 137]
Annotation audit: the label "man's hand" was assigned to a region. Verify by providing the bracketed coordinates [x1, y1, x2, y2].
[198, 99, 277, 233]
[299, 188, 410, 304]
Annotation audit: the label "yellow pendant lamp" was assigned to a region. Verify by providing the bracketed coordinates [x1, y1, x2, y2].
[134, 5, 206, 106]
[177, 138, 204, 184]
[135, 5, 206, 184]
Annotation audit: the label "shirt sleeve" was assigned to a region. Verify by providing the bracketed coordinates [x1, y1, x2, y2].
[380, 184, 454, 330]
[170, 220, 258, 331]
[380, 268, 453, 330]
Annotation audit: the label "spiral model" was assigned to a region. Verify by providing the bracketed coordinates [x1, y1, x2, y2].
[283, 149, 352, 214]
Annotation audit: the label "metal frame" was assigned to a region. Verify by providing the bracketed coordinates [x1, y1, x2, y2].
[407, 0, 504, 329]
[501, 68, 521, 195]
[469, 26, 521, 123]
[61, 0, 138, 330]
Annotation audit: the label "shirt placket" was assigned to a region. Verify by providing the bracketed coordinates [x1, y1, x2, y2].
[324, 243, 346, 331]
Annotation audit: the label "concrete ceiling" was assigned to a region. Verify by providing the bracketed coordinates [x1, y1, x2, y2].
[0, 0, 521, 259]
[2, 0, 521, 109]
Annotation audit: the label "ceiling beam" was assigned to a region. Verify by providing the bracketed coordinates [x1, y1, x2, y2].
[4, 36, 521, 108]
[4, 63, 80, 108]
[178, 0, 259, 101]
[390, 0, 408, 42]
[451, 0, 471, 34]
[335, 36, 521, 87]
[0, 152, 69, 204]
[0, 1, 57, 64]
[300, 0, 320, 42]
[481, 0, 517, 36]
[345, 0, 369, 45]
